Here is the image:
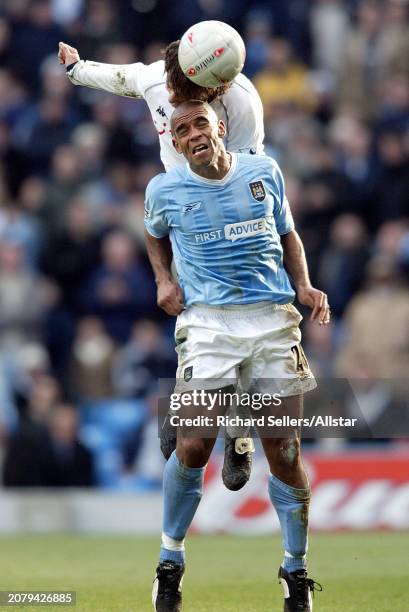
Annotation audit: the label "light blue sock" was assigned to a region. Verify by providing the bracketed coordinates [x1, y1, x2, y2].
[159, 451, 205, 565]
[268, 473, 310, 573]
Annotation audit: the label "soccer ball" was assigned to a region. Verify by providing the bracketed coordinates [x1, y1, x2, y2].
[178, 21, 246, 88]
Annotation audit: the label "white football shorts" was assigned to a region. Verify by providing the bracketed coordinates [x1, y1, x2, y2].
[174, 301, 316, 397]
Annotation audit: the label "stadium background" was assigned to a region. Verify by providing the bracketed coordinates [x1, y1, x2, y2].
[0, 0, 408, 544]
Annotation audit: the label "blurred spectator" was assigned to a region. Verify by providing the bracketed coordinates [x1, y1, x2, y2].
[296, 145, 354, 278]
[375, 74, 409, 133]
[2, 374, 60, 486]
[69, 317, 116, 401]
[81, 231, 157, 343]
[371, 130, 409, 228]
[13, 95, 76, 173]
[47, 403, 95, 486]
[8, 342, 51, 412]
[70, 123, 107, 180]
[328, 115, 376, 216]
[39, 54, 75, 102]
[311, 0, 349, 74]
[10, 0, 65, 92]
[92, 95, 136, 163]
[35, 144, 83, 241]
[302, 319, 335, 377]
[338, 0, 409, 119]
[72, 0, 122, 60]
[243, 11, 272, 78]
[336, 255, 409, 378]
[317, 214, 369, 317]
[0, 240, 55, 351]
[0, 201, 41, 266]
[0, 120, 30, 197]
[81, 161, 134, 229]
[17, 175, 47, 216]
[254, 39, 317, 119]
[41, 197, 101, 311]
[374, 220, 408, 259]
[0, 68, 28, 124]
[113, 319, 176, 399]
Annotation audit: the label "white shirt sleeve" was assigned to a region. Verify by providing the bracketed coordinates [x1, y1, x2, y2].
[67, 59, 166, 99]
[221, 73, 265, 155]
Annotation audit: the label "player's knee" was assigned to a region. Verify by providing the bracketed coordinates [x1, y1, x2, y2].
[177, 438, 209, 467]
[273, 437, 301, 471]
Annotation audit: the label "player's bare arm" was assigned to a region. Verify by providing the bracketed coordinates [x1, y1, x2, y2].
[144, 230, 184, 316]
[281, 229, 330, 325]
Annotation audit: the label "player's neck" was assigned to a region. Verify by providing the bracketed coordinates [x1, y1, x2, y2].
[190, 151, 232, 180]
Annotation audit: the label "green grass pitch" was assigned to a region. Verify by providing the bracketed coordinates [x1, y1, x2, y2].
[0, 532, 408, 611]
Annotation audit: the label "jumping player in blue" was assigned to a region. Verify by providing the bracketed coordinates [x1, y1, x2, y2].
[145, 100, 328, 612]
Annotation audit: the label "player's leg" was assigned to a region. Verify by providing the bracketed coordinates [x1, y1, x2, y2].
[154, 382, 231, 612]
[153, 434, 216, 612]
[164, 304, 253, 491]
[260, 397, 322, 612]
[261, 395, 310, 570]
[247, 304, 320, 610]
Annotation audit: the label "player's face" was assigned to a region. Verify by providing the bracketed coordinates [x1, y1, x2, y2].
[172, 107, 226, 167]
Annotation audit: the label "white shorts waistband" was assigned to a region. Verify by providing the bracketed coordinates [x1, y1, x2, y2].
[185, 301, 294, 318]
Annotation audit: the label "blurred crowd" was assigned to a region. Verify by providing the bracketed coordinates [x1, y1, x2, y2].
[0, 0, 408, 489]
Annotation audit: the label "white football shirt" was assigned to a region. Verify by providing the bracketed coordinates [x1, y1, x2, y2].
[67, 59, 265, 171]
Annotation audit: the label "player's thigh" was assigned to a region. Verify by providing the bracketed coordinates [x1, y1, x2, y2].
[243, 304, 316, 398]
[259, 395, 304, 472]
[175, 385, 235, 467]
[174, 308, 245, 391]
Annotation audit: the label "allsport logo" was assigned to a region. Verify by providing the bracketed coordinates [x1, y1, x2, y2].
[186, 48, 225, 76]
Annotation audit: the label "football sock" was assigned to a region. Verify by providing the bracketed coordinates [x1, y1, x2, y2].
[268, 473, 310, 572]
[160, 450, 205, 565]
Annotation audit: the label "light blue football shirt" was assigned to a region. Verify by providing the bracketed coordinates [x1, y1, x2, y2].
[144, 153, 295, 306]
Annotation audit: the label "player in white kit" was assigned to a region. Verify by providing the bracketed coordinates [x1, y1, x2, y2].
[58, 37, 263, 490]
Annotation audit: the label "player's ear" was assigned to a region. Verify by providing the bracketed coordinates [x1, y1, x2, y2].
[172, 136, 181, 153]
[217, 120, 226, 139]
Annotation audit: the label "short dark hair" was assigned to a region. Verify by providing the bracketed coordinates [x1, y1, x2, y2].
[164, 41, 231, 104]
[170, 100, 217, 130]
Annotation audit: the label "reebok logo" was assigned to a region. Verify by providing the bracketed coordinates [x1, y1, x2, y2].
[183, 201, 202, 214]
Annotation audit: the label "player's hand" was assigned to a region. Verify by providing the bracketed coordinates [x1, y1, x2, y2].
[58, 42, 80, 66]
[297, 285, 330, 325]
[157, 279, 184, 316]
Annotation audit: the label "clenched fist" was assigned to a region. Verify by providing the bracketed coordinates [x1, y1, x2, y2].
[157, 278, 184, 316]
[58, 42, 80, 66]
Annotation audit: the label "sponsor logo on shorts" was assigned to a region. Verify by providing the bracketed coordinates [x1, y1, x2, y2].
[183, 201, 202, 214]
[249, 180, 266, 201]
[144, 207, 150, 219]
[184, 366, 193, 382]
[224, 217, 266, 242]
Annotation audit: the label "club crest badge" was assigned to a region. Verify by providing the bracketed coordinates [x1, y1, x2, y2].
[184, 366, 193, 382]
[249, 180, 266, 202]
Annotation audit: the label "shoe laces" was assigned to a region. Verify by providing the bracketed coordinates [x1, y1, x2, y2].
[294, 572, 323, 609]
[157, 564, 182, 602]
